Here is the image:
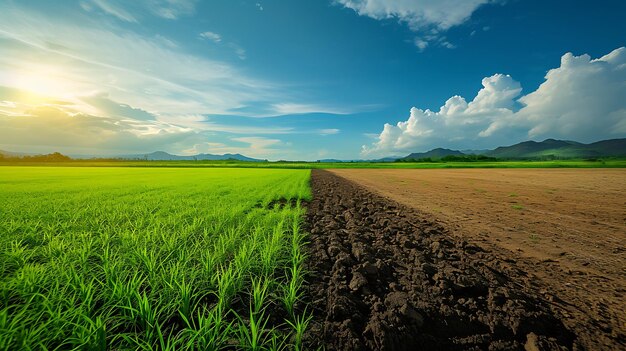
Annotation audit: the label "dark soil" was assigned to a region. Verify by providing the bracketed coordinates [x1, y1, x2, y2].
[304, 170, 577, 350]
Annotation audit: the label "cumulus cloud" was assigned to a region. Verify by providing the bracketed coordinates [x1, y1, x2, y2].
[516, 48, 626, 142]
[336, 0, 495, 49]
[362, 47, 626, 157]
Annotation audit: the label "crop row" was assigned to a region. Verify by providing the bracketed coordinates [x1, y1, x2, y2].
[0, 167, 312, 350]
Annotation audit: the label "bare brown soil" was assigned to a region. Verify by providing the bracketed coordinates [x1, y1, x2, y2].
[304, 170, 577, 350]
[327, 168, 626, 350]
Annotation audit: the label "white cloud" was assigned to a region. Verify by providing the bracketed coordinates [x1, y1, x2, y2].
[147, 0, 197, 19]
[271, 103, 352, 115]
[318, 128, 340, 136]
[87, 0, 138, 22]
[362, 47, 626, 157]
[336, 0, 495, 49]
[414, 38, 428, 51]
[516, 48, 626, 141]
[82, 0, 197, 21]
[200, 31, 222, 43]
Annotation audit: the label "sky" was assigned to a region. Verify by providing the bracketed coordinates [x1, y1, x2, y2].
[0, 0, 624, 160]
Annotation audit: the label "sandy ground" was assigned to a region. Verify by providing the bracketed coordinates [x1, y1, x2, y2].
[329, 168, 626, 349]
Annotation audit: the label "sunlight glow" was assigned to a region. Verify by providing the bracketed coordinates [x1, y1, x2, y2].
[11, 65, 73, 101]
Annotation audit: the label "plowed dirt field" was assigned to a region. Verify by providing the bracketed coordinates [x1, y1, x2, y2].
[305, 169, 625, 350]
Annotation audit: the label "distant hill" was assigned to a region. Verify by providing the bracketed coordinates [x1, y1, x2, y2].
[587, 139, 626, 157]
[1, 149, 265, 162]
[486, 138, 626, 159]
[461, 149, 491, 155]
[393, 138, 626, 161]
[120, 151, 265, 162]
[0, 150, 34, 157]
[0, 151, 71, 162]
[369, 157, 398, 162]
[401, 148, 464, 160]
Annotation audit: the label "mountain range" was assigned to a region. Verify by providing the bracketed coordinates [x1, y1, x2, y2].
[398, 138, 626, 161]
[397, 138, 626, 160]
[485, 138, 626, 159]
[0, 150, 265, 162]
[118, 151, 265, 162]
[2, 138, 624, 162]
[401, 148, 465, 160]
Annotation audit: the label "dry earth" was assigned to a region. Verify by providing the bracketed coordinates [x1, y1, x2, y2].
[305, 170, 581, 350]
[323, 168, 626, 350]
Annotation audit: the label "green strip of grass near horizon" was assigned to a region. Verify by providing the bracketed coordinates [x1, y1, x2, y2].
[1, 159, 625, 169]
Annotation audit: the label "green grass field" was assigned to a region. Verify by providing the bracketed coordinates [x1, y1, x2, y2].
[0, 167, 311, 350]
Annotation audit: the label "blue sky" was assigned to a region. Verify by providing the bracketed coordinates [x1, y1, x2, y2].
[0, 0, 624, 160]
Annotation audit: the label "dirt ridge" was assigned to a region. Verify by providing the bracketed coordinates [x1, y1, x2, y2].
[304, 170, 576, 350]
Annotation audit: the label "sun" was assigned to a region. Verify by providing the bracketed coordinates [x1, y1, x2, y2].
[11, 64, 73, 101]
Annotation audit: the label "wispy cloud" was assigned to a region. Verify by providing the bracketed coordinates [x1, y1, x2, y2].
[226, 43, 247, 60]
[81, 0, 198, 21]
[271, 103, 353, 115]
[198, 31, 247, 61]
[85, 0, 137, 22]
[148, 0, 197, 19]
[0, 5, 279, 118]
[199, 31, 222, 43]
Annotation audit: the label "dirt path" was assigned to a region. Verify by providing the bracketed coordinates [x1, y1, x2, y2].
[304, 170, 576, 350]
[328, 168, 626, 350]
